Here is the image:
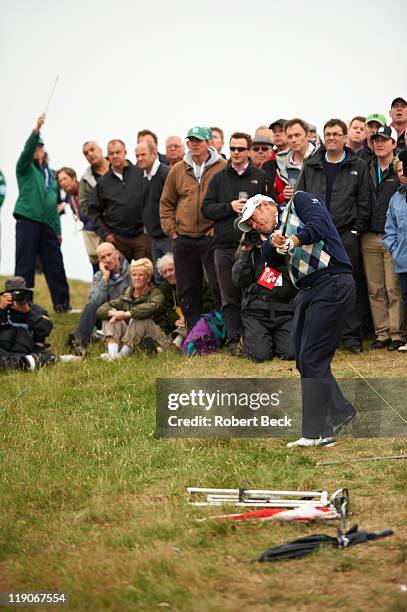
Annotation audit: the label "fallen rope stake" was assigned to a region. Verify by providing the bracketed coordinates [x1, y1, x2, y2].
[256, 525, 394, 562]
[202, 504, 337, 522]
[317, 454, 407, 466]
[188, 487, 349, 524]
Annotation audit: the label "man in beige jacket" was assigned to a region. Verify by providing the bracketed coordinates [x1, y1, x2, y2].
[160, 126, 226, 328]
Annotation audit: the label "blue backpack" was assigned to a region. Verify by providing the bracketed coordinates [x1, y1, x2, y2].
[182, 311, 226, 356]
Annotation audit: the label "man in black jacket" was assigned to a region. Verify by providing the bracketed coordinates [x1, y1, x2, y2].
[232, 239, 296, 362]
[88, 139, 151, 262]
[202, 132, 270, 352]
[136, 140, 171, 284]
[361, 126, 404, 350]
[0, 277, 54, 370]
[297, 118, 369, 353]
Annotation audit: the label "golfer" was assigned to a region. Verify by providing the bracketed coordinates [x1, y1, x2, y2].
[238, 192, 357, 447]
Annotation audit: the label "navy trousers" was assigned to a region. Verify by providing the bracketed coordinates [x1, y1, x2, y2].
[292, 273, 356, 438]
[75, 302, 100, 344]
[173, 235, 221, 328]
[214, 247, 242, 343]
[15, 217, 70, 310]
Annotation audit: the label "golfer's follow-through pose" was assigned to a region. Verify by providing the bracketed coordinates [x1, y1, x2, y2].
[238, 191, 357, 447]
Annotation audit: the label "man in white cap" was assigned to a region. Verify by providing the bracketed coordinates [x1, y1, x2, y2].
[238, 191, 357, 447]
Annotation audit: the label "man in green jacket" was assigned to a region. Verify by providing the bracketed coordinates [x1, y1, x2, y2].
[14, 113, 70, 312]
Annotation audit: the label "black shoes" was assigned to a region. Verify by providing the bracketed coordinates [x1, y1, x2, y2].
[370, 339, 391, 349]
[347, 345, 363, 354]
[228, 341, 238, 356]
[140, 336, 158, 356]
[370, 338, 405, 350]
[54, 304, 72, 313]
[66, 333, 88, 356]
[387, 340, 405, 352]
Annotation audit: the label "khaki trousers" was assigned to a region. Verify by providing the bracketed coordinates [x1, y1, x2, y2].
[102, 319, 168, 349]
[83, 231, 102, 264]
[361, 232, 405, 341]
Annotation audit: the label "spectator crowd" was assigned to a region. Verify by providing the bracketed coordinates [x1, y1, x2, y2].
[1, 95, 407, 369]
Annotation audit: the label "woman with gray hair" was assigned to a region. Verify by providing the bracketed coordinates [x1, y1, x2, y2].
[96, 258, 166, 358]
[156, 252, 215, 350]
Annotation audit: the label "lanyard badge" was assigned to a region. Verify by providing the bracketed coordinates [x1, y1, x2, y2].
[257, 266, 282, 290]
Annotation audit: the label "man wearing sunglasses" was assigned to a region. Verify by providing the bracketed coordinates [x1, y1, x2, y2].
[250, 135, 274, 169]
[202, 132, 270, 354]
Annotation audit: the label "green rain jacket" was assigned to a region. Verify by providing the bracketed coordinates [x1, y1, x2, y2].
[14, 131, 61, 234]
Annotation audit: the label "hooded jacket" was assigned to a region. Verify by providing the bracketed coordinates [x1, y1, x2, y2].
[202, 159, 270, 248]
[296, 146, 370, 234]
[383, 186, 407, 272]
[160, 147, 227, 237]
[88, 162, 144, 239]
[276, 142, 316, 183]
[88, 255, 131, 304]
[14, 131, 61, 234]
[367, 158, 400, 233]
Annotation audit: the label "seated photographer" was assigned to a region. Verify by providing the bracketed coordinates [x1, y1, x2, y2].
[96, 258, 166, 359]
[0, 277, 54, 371]
[232, 220, 296, 362]
[66, 242, 131, 355]
[156, 252, 215, 350]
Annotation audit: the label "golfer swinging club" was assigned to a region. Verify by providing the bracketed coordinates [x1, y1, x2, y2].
[238, 191, 357, 447]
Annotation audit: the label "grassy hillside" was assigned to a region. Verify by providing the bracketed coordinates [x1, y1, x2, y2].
[0, 275, 406, 611]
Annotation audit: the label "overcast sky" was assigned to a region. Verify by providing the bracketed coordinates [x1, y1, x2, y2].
[0, 0, 405, 282]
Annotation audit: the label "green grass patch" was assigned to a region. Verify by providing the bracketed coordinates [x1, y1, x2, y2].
[0, 275, 406, 611]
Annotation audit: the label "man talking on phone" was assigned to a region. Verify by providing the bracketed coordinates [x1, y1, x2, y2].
[66, 242, 130, 355]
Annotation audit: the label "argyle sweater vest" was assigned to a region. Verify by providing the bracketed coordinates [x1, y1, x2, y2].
[280, 203, 331, 286]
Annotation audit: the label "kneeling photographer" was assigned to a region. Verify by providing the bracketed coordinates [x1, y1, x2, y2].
[0, 277, 54, 371]
[232, 196, 296, 362]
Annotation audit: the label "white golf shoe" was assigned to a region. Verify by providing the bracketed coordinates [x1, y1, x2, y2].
[287, 436, 337, 448]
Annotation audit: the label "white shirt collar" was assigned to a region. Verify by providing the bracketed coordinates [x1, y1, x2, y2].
[144, 158, 160, 180]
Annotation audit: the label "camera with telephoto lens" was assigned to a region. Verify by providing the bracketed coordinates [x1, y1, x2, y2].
[233, 216, 261, 246]
[11, 290, 32, 305]
[242, 229, 261, 246]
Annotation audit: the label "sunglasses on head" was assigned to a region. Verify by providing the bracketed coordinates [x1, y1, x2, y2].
[253, 146, 271, 152]
[229, 146, 248, 152]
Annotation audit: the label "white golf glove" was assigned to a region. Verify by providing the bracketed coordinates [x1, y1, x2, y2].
[276, 238, 295, 255]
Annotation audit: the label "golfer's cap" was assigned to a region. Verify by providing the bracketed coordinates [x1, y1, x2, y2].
[371, 125, 398, 143]
[186, 126, 212, 141]
[390, 96, 407, 108]
[366, 113, 387, 127]
[237, 194, 276, 232]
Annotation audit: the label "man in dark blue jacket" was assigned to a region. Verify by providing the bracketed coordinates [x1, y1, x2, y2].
[239, 192, 357, 447]
[136, 140, 171, 284]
